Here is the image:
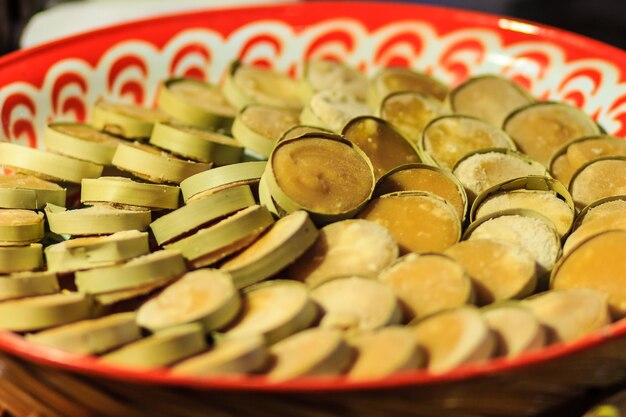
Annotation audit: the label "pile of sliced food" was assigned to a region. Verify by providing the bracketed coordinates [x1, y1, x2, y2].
[0, 59, 624, 380]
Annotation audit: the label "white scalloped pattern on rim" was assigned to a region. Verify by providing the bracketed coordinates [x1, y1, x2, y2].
[1, 18, 626, 149]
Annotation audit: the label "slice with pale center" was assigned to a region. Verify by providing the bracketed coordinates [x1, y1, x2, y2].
[0, 209, 44, 245]
[302, 59, 368, 101]
[232, 104, 300, 157]
[367, 67, 448, 109]
[44, 122, 124, 165]
[301, 90, 371, 132]
[482, 304, 545, 356]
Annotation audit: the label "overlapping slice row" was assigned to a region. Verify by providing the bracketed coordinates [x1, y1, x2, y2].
[2, 58, 626, 383]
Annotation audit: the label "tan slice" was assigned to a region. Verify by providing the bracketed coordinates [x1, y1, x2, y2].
[267, 327, 353, 380]
[379, 91, 446, 144]
[173, 334, 267, 375]
[303, 59, 368, 101]
[570, 158, 626, 209]
[465, 213, 561, 273]
[523, 289, 610, 343]
[311, 276, 401, 332]
[358, 191, 461, 254]
[81, 176, 180, 210]
[347, 327, 423, 380]
[422, 116, 515, 170]
[577, 198, 626, 227]
[552, 230, 626, 318]
[411, 307, 495, 373]
[0, 173, 65, 209]
[379, 253, 472, 321]
[341, 116, 420, 180]
[92, 100, 170, 139]
[375, 164, 467, 221]
[136, 269, 240, 332]
[180, 161, 265, 202]
[225, 280, 317, 344]
[482, 304, 545, 356]
[0, 270, 58, 301]
[566, 136, 626, 168]
[564, 211, 626, 254]
[288, 219, 398, 288]
[0, 243, 44, 274]
[368, 67, 448, 109]
[453, 150, 547, 201]
[302, 90, 371, 132]
[27, 312, 140, 355]
[503, 102, 600, 166]
[44, 123, 123, 165]
[45, 203, 151, 236]
[278, 125, 332, 142]
[474, 190, 574, 236]
[550, 153, 577, 185]
[445, 240, 537, 305]
[0, 209, 44, 245]
[232, 104, 300, 157]
[448, 75, 534, 127]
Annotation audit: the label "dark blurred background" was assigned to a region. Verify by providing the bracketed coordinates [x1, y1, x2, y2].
[0, 0, 625, 55]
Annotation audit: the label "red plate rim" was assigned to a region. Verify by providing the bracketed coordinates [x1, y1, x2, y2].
[1, 1, 626, 392]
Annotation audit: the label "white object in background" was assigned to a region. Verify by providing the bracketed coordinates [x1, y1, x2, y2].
[21, 0, 298, 48]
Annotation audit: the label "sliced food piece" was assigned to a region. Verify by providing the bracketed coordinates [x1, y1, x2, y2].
[104, 323, 207, 369]
[0, 270, 58, 301]
[564, 211, 626, 255]
[452, 149, 547, 202]
[341, 116, 420, 180]
[300, 90, 371, 132]
[311, 276, 401, 332]
[481, 304, 545, 356]
[411, 307, 495, 373]
[267, 327, 353, 381]
[503, 102, 601, 166]
[549, 152, 577, 186]
[574, 196, 626, 229]
[347, 326, 423, 380]
[45, 203, 151, 236]
[221, 211, 318, 288]
[569, 157, 626, 209]
[173, 334, 267, 375]
[112, 142, 211, 184]
[0, 173, 65, 209]
[379, 253, 473, 321]
[565, 135, 626, 169]
[222, 61, 302, 111]
[165, 205, 274, 268]
[94, 275, 176, 307]
[266, 134, 374, 224]
[91, 100, 170, 139]
[0, 292, 92, 332]
[0, 142, 103, 184]
[471, 176, 575, 237]
[358, 191, 461, 254]
[523, 289, 610, 343]
[278, 125, 332, 142]
[225, 280, 316, 344]
[367, 67, 448, 109]
[44, 122, 123, 165]
[421, 115, 516, 170]
[45, 230, 149, 273]
[150, 185, 255, 245]
[0, 244, 43, 274]
[81, 177, 180, 211]
[232, 104, 300, 157]
[27, 312, 140, 355]
[552, 230, 626, 318]
[464, 210, 561, 275]
[445, 240, 537, 306]
[157, 78, 236, 130]
[0, 209, 44, 245]
[75, 250, 186, 295]
[136, 269, 240, 332]
[301, 59, 368, 102]
[448, 75, 534, 127]
[379, 91, 446, 144]
[180, 161, 266, 202]
[375, 163, 467, 222]
[288, 219, 398, 288]
[149, 122, 243, 165]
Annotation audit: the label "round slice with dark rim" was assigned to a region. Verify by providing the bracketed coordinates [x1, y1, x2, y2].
[232, 104, 300, 157]
[375, 163, 468, 222]
[410, 307, 495, 373]
[288, 219, 398, 288]
[445, 239, 537, 306]
[358, 191, 461, 254]
[421, 115, 516, 170]
[91, 100, 170, 140]
[523, 289, 610, 343]
[452, 148, 547, 202]
[311, 276, 401, 332]
[224, 280, 317, 344]
[44, 122, 124, 165]
[379, 91, 447, 144]
[447, 75, 534, 128]
[503, 102, 601, 166]
[378, 253, 473, 321]
[481, 303, 545, 357]
[367, 67, 449, 109]
[569, 157, 626, 209]
[341, 116, 421, 180]
[300, 90, 371, 132]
